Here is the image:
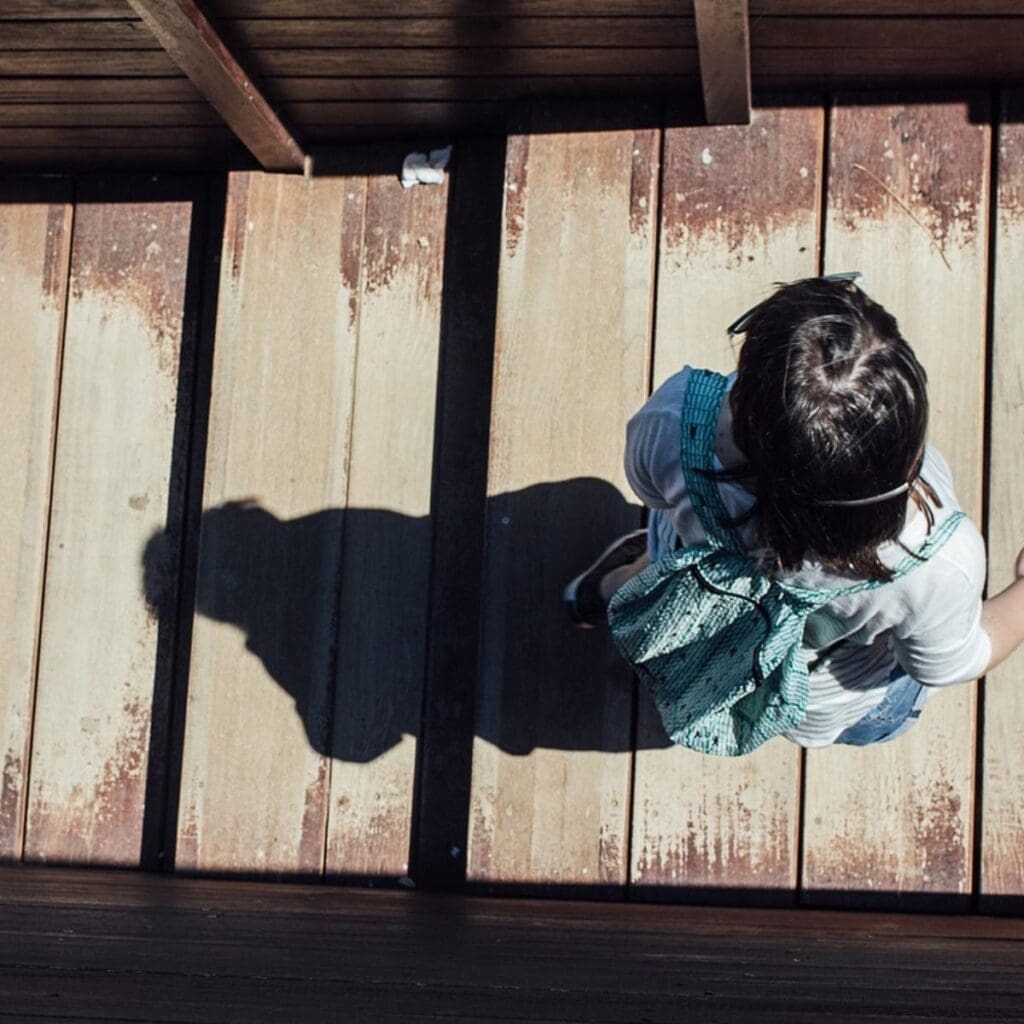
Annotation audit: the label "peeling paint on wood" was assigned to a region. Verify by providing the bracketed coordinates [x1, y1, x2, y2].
[829, 102, 986, 252]
[0, 190, 71, 860]
[628, 128, 658, 238]
[176, 172, 361, 875]
[325, 173, 447, 879]
[802, 98, 989, 905]
[468, 114, 657, 893]
[981, 90, 1024, 906]
[631, 105, 821, 899]
[338, 182, 366, 330]
[503, 134, 529, 259]
[24, 185, 195, 866]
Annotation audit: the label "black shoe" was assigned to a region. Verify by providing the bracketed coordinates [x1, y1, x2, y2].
[564, 529, 648, 629]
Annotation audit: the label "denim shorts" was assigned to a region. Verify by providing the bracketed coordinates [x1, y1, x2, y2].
[834, 667, 930, 746]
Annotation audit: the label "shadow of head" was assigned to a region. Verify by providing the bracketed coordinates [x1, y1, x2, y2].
[142, 479, 672, 762]
[143, 499, 357, 755]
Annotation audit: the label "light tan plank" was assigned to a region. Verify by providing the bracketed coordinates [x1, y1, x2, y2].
[325, 174, 447, 879]
[981, 89, 1024, 907]
[0, 186, 71, 859]
[802, 98, 990, 904]
[631, 105, 823, 900]
[467, 115, 659, 892]
[24, 182, 197, 865]
[176, 172, 363, 874]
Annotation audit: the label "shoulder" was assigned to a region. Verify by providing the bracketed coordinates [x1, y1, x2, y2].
[641, 366, 695, 412]
[899, 442, 985, 586]
[626, 365, 695, 442]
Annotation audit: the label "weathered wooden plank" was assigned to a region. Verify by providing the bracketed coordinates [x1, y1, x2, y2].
[0, 104, 223, 127]
[0, 183, 72, 860]
[0, 51, 179, 74]
[324, 173, 447, 880]
[277, 78, 696, 104]
[245, 30, 1024, 84]
[175, 171, 362, 875]
[248, 48, 699, 78]
[0, 79, 200, 103]
[211, 1, 1024, 14]
[0, 46, 698, 77]
[2, 867, 1024, 1024]
[127, 0, 305, 171]
[219, 17, 696, 49]
[631, 105, 823, 903]
[0, 15, 693, 50]
[694, 0, 751, 125]
[467, 109, 659, 894]
[0, 149, 231, 171]
[0, 76, 685, 105]
[23, 178, 198, 866]
[0, 126, 231, 148]
[4, 0, 1021, 16]
[754, 17, 1024, 48]
[752, 48, 1024, 85]
[0, 1, 130, 15]
[801, 98, 990, 908]
[980, 89, 1024, 910]
[753, 1, 1024, 10]
[0, 19, 157, 48]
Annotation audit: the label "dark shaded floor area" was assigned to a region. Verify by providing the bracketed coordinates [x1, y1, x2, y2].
[1, 866, 1022, 1023]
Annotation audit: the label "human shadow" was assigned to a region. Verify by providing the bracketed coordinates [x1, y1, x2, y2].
[142, 477, 673, 766]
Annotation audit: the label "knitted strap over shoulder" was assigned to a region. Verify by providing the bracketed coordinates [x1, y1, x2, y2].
[678, 369, 745, 554]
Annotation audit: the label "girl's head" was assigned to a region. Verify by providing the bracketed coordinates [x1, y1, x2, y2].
[728, 276, 932, 579]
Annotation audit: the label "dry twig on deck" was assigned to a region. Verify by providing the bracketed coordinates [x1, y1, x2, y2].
[852, 163, 953, 271]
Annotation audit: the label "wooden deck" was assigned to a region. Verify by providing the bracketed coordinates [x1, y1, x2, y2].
[2, 866, 1023, 1023]
[2, 90, 1024, 913]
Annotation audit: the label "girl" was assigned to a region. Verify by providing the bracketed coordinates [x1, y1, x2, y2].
[565, 275, 1024, 749]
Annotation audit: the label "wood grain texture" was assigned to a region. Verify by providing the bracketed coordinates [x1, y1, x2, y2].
[0, 79, 201, 104]
[218, 17, 697, 49]
[802, 98, 990, 907]
[325, 174, 447, 879]
[0, 185, 72, 860]
[467, 111, 659, 894]
[176, 172, 362, 875]
[2, 867, 1024, 1024]
[206, 1, 1024, 14]
[694, 0, 751, 125]
[126, 0, 305, 170]
[980, 89, 1024, 907]
[0, 127, 232, 149]
[0, 104, 223, 127]
[0, 149, 238, 171]
[631, 105, 822, 901]
[24, 180, 198, 866]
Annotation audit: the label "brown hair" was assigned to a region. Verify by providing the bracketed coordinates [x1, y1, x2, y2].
[720, 277, 938, 581]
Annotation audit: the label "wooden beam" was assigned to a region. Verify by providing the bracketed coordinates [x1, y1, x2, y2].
[693, 0, 751, 125]
[126, 0, 305, 171]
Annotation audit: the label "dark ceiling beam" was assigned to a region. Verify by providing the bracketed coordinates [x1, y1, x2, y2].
[126, 0, 306, 171]
[693, 0, 752, 125]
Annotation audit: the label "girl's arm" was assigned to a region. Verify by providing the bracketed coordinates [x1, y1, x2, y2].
[980, 547, 1024, 675]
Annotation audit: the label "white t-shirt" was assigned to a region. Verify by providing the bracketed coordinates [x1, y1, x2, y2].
[623, 367, 991, 747]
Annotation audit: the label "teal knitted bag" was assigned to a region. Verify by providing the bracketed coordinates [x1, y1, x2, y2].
[607, 369, 963, 757]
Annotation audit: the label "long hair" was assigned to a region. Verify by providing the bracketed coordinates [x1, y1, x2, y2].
[722, 277, 937, 581]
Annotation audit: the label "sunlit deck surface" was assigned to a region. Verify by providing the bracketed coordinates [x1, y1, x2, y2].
[3, 88, 1024, 1015]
